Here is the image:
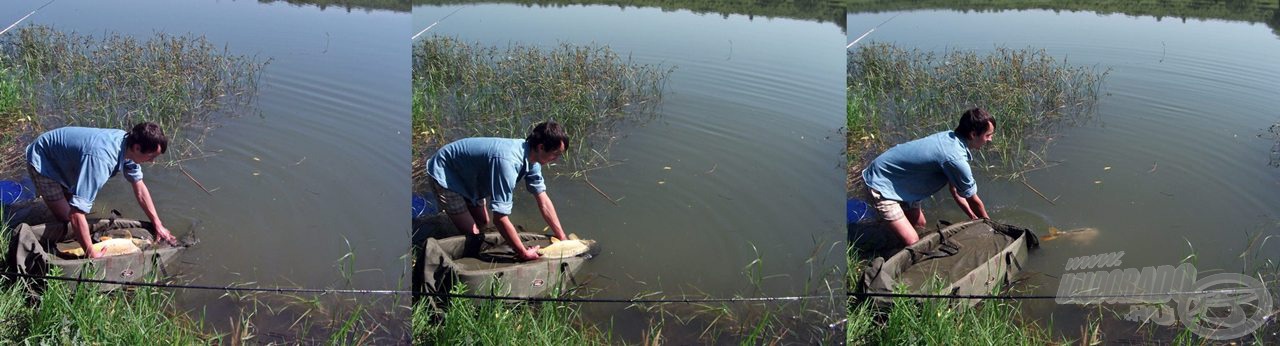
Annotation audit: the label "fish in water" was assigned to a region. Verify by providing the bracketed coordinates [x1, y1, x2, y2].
[57, 238, 151, 258]
[538, 233, 593, 259]
[1041, 226, 1100, 245]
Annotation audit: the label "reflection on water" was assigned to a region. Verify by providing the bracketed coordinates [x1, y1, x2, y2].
[416, 3, 844, 343]
[849, 7, 1280, 340]
[262, 0, 411, 12]
[2, 0, 409, 342]
[849, 0, 1280, 38]
[415, 0, 848, 29]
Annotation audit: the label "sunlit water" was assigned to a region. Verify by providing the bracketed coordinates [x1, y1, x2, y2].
[849, 9, 1280, 339]
[416, 4, 846, 343]
[1, 0, 409, 341]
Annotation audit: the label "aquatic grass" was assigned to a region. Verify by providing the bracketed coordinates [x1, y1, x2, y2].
[412, 280, 610, 345]
[0, 64, 33, 176]
[632, 241, 845, 344]
[19, 267, 214, 344]
[846, 43, 1107, 189]
[846, 276, 1055, 345]
[1267, 122, 1279, 168]
[0, 25, 267, 175]
[846, 245, 1065, 345]
[412, 35, 672, 188]
[0, 208, 212, 344]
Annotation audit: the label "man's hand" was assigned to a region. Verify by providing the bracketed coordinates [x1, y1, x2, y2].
[154, 224, 177, 246]
[87, 247, 104, 259]
[517, 245, 542, 261]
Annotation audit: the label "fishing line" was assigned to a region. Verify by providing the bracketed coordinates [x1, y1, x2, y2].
[849, 289, 1268, 300]
[411, 7, 462, 41]
[846, 13, 900, 49]
[0, 0, 56, 36]
[0, 271, 836, 303]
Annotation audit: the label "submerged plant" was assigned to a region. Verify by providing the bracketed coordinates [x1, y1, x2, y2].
[0, 25, 267, 175]
[412, 35, 672, 188]
[846, 43, 1107, 189]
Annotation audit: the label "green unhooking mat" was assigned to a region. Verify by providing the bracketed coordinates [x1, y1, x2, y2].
[858, 219, 1039, 306]
[6, 218, 194, 292]
[419, 232, 597, 298]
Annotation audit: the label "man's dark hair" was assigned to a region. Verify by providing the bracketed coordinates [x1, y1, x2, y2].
[127, 122, 168, 154]
[527, 120, 569, 152]
[954, 107, 996, 139]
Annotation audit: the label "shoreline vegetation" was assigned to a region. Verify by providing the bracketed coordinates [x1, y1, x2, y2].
[847, 0, 1280, 38]
[411, 35, 671, 188]
[846, 42, 1278, 344]
[846, 42, 1106, 192]
[844, 42, 1104, 344]
[260, 0, 412, 12]
[0, 25, 267, 178]
[0, 209, 212, 343]
[414, 0, 852, 29]
[0, 26, 392, 344]
[412, 246, 845, 345]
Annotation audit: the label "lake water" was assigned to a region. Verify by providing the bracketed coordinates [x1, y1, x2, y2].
[1, 0, 410, 342]
[848, 8, 1280, 339]
[415, 3, 846, 343]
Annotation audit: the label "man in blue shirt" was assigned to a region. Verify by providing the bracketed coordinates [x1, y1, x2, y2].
[862, 108, 995, 245]
[25, 122, 176, 258]
[426, 121, 569, 261]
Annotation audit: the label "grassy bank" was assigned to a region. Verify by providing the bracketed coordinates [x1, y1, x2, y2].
[412, 36, 671, 188]
[412, 282, 609, 345]
[0, 25, 266, 176]
[846, 43, 1106, 191]
[845, 249, 1056, 345]
[0, 210, 213, 344]
[411, 244, 844, 345]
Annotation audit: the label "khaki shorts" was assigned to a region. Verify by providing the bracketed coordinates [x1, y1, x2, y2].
[430, 179, 480, 215]
[26, 164, 66, 202]
[863, 188, 920, 222]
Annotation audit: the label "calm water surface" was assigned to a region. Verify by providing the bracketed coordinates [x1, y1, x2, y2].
[417, 4, 845, 342]
[849, 9, 1280, 338]
[2, 0, 409, 341]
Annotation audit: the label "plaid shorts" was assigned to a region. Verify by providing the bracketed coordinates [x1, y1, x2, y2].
[26, 164, 66, 202]
[431, 179, 480, 215]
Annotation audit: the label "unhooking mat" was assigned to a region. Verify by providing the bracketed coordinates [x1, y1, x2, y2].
[420, 232, 596, 298]
[5, 218, 193, 292]
[859, 219, 1039, 306]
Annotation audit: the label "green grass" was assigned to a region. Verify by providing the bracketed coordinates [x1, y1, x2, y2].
[845, 249, 1056, 345]
[0, 207, 213, 344]
[0, 25, 267, 176]
[846, 43, 1107, 190]
[412, 281, 610, 345]
[411, 35, 672, 188]
[0, 66, 31, 174]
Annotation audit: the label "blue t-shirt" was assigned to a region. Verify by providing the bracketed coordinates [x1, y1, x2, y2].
[862, 131, 977, 203]
[25, 127, 143, 213]
[425, 138, 546, 215]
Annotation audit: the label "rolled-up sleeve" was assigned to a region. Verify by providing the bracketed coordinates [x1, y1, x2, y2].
[488, 158, 520, 215]
[524, 163, 545, 195]
[122, 160, 143, 182]
[69, 154, 114, 213]
[942, 158, 977, 198]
